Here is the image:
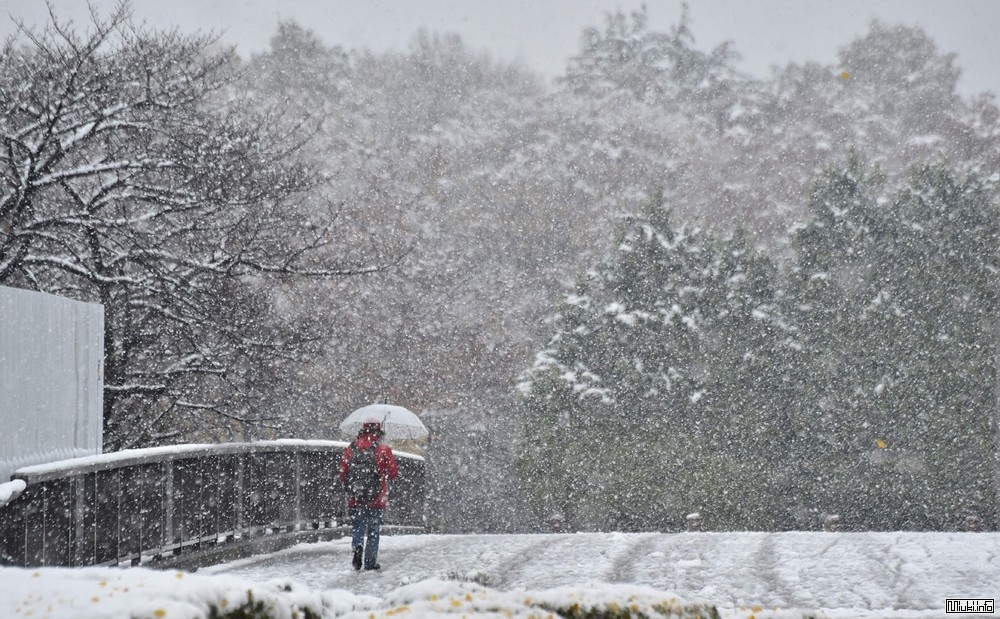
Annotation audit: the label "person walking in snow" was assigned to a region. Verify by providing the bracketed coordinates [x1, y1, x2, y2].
[339, 420, 399, 571]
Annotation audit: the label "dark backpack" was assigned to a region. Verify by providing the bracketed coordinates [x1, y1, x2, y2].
[346, 441, 381, 501]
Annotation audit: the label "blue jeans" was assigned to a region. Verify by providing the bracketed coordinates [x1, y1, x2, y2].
[350, 506, 384, 569]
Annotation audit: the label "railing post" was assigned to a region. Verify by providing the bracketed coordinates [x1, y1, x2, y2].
[20, 501, 27, 566]
[235, 453, 245, 536]
[203, 456, 221, 548]
[164, 461, 175, 552]
[72, 476, 86, 566]
[293, 452, 302, 531]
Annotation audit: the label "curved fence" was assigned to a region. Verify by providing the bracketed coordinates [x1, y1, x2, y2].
[0, 440, 425, 568]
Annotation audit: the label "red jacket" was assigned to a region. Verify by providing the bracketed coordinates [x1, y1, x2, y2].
[339, 432, 399, 509]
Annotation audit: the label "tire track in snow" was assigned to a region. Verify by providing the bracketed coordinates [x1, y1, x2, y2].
[485, 535, 579, 590]
[605, 533, 661, 583]
[634, 533, 711, 594]
[750, 532, 799, 608]
[856, 532, 938, 612]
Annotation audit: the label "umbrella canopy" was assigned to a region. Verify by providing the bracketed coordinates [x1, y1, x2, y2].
[340, 404, 428, 440]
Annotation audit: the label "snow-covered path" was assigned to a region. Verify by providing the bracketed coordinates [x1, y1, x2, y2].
[203, 531, 1000, 618]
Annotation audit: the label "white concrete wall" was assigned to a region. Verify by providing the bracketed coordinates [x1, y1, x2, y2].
[0, 286, 104, 481]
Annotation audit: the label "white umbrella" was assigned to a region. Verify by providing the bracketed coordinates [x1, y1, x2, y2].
[340, 404, 429, 440]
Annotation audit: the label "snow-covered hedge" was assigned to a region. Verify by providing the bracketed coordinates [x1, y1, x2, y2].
[0, 565, 827, 618]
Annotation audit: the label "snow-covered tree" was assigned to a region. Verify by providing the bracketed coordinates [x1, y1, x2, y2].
[785, 156, 999, 529]
[560, 4, 738, 111]
[0, 5, 375, 449]
[516, 194, 791, 531]
[247, 21, 353, 110]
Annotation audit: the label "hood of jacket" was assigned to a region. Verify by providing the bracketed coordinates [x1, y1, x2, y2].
[353, 433, 382, 450]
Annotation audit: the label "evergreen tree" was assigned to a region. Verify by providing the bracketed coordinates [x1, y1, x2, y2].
[864, 163, 998, 529]
[517, 195, 789, 531]
[786, 156, 999, 530]
[783, 154, 892, 528]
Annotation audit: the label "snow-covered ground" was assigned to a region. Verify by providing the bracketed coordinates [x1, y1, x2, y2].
[3, 531, 998, 618]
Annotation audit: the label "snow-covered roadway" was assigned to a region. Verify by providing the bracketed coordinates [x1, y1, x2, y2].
[204, 531, 1000, 618]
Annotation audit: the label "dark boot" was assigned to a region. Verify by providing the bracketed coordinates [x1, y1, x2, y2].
[352, 546, 363, 571]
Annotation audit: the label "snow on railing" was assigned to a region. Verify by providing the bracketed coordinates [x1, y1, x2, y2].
[0, 441, 425, 568]
[0, 480, 26, 508]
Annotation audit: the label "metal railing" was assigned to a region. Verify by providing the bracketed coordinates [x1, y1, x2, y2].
[0, 440, 425, 568]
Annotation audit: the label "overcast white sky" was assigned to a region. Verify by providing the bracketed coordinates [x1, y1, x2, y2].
[0, 0, 997, 98]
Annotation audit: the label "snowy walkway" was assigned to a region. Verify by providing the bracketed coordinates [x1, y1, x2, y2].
[203, 531, 1000, 618]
